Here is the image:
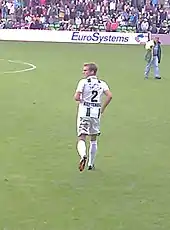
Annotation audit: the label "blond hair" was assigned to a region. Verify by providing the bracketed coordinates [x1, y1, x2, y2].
[84, 63, 98, 75]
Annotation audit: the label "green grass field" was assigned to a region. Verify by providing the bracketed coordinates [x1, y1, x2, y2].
[0, 41, 170, 230]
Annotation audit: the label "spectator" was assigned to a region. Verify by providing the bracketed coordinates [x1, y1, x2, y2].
[141, 18, 149, 32]
[0, 0, 169, 33]
[75, 15, 81, 28]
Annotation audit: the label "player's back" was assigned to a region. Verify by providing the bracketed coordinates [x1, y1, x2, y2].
[82, 77, 107, 103]
[78, 76, 109, 118]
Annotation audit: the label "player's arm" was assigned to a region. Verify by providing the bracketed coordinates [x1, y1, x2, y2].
[74, 79, 85, 102]
[101, 84, 112, 114]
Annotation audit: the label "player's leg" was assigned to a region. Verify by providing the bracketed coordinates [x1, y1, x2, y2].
[77, 117, 90, 171]
[88, 118, 100, 170]
[153, 57, 161, 79]
[88, 134, 97, 170]
[144, 60, 152, 79]
[77, 134, 87, 172]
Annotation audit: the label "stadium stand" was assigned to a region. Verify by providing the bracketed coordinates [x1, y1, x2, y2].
[0, 0, 170, 33]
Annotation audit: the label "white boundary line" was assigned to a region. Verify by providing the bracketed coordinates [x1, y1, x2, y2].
[0, 59, 36, 74]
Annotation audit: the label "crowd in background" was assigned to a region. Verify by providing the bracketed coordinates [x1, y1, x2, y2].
[0, 0, 170, 33]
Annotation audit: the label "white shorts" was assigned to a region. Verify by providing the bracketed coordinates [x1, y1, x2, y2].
[77, 116, 100, 137]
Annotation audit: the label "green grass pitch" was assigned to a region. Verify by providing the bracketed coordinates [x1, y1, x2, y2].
[0, 41, 170, 230]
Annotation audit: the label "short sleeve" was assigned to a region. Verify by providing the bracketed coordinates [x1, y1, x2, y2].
[76, 79, 85, 93]
[102, 81, 110, 92]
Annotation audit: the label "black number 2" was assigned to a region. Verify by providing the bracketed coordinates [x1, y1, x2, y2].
[91, 90, 98, 102]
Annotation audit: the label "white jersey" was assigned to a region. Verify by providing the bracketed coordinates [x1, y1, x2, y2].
[76, 76, 109, 118]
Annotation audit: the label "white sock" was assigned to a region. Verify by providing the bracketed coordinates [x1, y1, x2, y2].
[88, 141, 97, 166]
[77, 140, 86, 159]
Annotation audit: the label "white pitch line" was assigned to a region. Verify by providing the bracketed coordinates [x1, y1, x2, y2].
[0, 59, 36, 74]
